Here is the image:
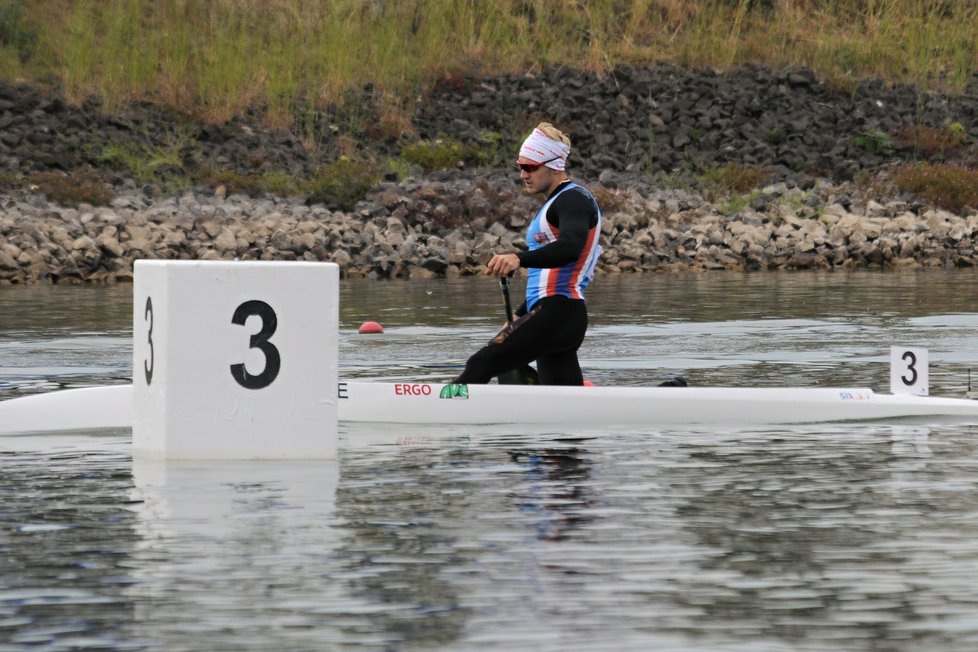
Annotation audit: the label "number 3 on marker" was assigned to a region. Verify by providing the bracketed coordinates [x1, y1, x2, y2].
[901, 350, 918, 386]
[230, 300, 281, 390]
[144, 296, 154, 386]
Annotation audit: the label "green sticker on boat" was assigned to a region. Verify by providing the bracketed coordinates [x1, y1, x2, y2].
[439, 383, 469, 399]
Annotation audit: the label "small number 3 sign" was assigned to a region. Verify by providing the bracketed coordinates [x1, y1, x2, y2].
[890, 346, 928, 396]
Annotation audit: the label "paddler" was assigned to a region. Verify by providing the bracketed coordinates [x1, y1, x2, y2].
[452, 122, 602, 386]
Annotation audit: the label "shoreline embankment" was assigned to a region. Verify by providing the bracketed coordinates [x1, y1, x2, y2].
[3, 177, 976, 284]
[2, 64, 978, 284]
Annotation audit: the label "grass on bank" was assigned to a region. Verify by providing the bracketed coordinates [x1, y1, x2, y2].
[2, 1, 978, 214]
[1, 0, 977, 127]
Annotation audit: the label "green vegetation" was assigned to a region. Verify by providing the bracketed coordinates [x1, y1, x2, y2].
[398, 134, 515, 172]
[401, 139, 470, 173]
[96, 131, 192, 192]
[195, 160, 381, 208]
[1, 1, 976, 124]
[716, 192, 755, 215]
[699, 163, 768, 197]
[306, 157, 379, 210]
[260, 169, 307, 196]
[0, 0, 34, 62]
[2, 1, 977, 214]
[852, 130, 893, 155]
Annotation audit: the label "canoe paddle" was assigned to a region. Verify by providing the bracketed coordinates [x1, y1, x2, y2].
[496, 276, 539, 385]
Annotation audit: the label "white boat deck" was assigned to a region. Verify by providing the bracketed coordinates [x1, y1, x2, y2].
[3, 381, 978, 436]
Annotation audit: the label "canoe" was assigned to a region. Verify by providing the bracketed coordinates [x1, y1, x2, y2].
[3, 380, 978, 436]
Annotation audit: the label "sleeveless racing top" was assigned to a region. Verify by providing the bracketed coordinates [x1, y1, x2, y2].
[524, 182, 602, 310]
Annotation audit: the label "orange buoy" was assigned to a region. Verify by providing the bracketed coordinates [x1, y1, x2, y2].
[583, 380, 595, 387]
[358, 321, 384, 334]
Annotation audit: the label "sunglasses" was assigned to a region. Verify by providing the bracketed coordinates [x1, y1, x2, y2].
[517, 157, 560, 173]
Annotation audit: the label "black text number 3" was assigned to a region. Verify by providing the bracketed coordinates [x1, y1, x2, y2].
[144, 296, 154, 386]
[901, 350, 918, 386]
[230, 300, 281, 390]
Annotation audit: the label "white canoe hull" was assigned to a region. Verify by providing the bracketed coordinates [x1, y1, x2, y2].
[3, 381, 978, 435]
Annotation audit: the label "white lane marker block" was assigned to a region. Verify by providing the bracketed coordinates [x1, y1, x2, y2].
[890, 346, 928, 396]
[133, 260, 338, 459]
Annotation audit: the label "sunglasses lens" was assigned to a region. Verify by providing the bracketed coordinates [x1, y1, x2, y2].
[518, 156, 559, 172]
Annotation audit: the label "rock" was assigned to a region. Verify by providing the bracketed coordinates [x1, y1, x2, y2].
[214, 228, 238, 252]
[292, 232, 317, 253]
[5, 54, 978, 282]
[95, 233, 125, 257]
[0, 250, 18, 270]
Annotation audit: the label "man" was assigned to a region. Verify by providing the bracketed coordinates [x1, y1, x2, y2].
[453, 122, 602, 386]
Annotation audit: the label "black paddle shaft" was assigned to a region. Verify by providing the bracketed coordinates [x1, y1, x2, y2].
[496, 276, 538, 385]
[500, 277, 515, 324]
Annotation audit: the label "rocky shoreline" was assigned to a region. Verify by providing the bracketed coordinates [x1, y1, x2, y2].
[3, 175, 977, 284]
[2, 64, 978, 283]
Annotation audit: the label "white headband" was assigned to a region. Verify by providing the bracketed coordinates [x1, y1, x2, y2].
[518, 128, 570, 171]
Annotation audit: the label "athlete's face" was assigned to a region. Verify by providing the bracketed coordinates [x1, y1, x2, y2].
[518, 157, 562, 195]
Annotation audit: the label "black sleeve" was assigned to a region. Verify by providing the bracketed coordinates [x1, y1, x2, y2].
[516, 188, 596, 269]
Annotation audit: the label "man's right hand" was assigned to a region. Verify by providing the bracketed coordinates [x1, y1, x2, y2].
[486, 253, 520, 277]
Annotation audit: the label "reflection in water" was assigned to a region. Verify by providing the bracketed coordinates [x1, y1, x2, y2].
[332, 439, 608, 649]
[671, 433, 899, 637]
[333, 445, 476, 649]
[644, 426, 974, 648]
[2, 426, 978, 649]
[127, 459, 340, 649]
[890, 426, 932, 461]
[0, 449, 137, 649]
[509, 447, 594, 542]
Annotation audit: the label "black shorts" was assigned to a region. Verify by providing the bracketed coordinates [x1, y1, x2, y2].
[454, 295, 588, 385]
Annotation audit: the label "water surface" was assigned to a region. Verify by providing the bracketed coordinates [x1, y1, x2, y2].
[2, 270, 978, 650]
